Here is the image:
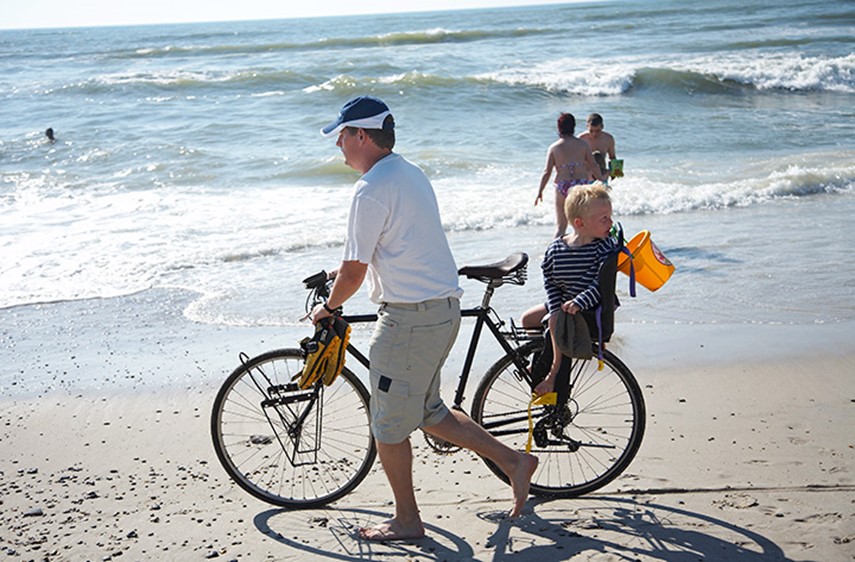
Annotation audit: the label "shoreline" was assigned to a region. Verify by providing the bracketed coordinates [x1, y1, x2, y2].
[2, 288, 853, 398]
[2, 292, 854, 560]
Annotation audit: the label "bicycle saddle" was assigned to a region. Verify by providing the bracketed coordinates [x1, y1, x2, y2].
[458, 252, 528, 285]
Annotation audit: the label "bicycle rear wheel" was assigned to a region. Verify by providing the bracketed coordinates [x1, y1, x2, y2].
[471, 339, 645, 498]
[211, 349, 376, 508]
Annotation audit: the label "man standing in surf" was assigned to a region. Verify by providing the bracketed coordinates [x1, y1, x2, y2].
[312, 96, 537, 541]
[579, 113, 617, 181]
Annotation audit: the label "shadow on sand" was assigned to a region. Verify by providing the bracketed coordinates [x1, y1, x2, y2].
[253, 495, 794, 561]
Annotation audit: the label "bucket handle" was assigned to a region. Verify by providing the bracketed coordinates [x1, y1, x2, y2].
[620, 245, 637, 298]
[613, 223, 636, 298]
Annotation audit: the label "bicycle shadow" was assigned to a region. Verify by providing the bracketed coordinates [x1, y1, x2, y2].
[252, 495, 795, 561]
[480, 495, 793, 562]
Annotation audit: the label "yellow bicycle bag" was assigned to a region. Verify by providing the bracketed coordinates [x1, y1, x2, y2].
[322, 317, 350, 386]
[297, 316, 350, 390]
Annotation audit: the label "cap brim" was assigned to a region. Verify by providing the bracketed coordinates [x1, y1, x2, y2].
[320, 110, 392, 138]
[321, 120, 344, 138]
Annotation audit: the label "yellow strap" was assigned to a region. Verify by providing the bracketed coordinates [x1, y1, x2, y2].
[525, 392, 557, 453]
[323, 322, 351, 386]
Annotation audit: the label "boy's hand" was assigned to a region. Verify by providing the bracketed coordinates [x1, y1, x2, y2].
[561, 301, 581, 315]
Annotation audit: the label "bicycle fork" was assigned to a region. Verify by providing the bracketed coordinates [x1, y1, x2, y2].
[239, 353, 324, 467]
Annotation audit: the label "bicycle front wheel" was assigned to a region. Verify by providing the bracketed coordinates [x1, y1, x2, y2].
[471, 339, 645, 498]
[211, 349, 376, 508]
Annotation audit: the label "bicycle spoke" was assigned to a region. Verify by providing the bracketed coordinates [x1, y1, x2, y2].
[211, 350, 376, 508]
[472, 340, 645, 498]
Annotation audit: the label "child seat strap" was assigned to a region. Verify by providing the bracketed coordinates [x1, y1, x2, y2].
[592, 224, 636, 367]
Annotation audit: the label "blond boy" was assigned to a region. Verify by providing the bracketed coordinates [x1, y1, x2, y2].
[534, 183, 616, 396]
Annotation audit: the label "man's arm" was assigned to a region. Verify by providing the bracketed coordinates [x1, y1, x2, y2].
[310, 260, 368, 323]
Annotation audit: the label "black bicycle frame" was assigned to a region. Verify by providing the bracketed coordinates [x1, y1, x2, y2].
[341, 305, 533, 409]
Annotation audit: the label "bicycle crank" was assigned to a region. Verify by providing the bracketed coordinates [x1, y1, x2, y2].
[422, 431, 461, 455]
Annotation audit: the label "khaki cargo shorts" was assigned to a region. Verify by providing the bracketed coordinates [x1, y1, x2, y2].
[368, 297, 460, 444]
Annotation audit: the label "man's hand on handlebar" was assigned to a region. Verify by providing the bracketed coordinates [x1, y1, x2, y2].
[310, 303, 332, 325]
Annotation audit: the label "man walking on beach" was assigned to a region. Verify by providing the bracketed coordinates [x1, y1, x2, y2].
[579, 113, 616, 180]
[311, 96, 537, 541]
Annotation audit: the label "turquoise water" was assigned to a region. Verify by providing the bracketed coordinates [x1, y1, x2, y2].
[1, 0, 853, 326]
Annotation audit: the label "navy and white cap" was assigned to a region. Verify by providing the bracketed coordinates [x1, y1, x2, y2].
[321, 96, 393, 138]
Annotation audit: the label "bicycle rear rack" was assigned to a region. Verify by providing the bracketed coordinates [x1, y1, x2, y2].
[507, 317, 544, 343]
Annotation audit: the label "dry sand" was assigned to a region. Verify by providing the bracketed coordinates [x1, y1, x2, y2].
[1, 293, 853, 561]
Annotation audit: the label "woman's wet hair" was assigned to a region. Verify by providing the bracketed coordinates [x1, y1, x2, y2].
[557, 113, 576, 136]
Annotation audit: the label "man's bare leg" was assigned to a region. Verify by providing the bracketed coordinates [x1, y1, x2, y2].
[358, 438, 426, 541]
[424, 409, 538, 517]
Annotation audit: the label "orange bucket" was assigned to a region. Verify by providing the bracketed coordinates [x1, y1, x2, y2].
[617, 230, 675, 291]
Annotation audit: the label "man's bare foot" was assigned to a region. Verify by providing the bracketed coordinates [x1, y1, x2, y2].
[508, 453, 538, 517]
[358, 518, 425, 542]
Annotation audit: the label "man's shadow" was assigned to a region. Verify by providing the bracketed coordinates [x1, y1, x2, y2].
[253, 506, 474, 561]
[252, 495, 794, 561]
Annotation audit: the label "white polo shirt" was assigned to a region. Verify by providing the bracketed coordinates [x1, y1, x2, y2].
[343, 153, 463, 304]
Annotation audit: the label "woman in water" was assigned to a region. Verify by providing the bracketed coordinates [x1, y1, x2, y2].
[534, 112, 604, 238]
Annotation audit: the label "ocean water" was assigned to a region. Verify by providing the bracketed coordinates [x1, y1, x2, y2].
[2, 0, 854, 330]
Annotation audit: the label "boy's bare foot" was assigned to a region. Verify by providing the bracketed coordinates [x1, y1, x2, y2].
[358, 518, 425, 542]
[533, 380, 553, 397]
[509, 453, 538, 517]
[534, 371, 558, 397]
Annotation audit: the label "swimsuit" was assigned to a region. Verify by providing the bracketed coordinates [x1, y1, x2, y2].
[554, 162, 587, 197]
[554, 178, 588, 197]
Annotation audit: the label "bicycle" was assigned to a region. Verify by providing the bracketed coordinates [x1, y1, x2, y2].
[211, 252, 646, 509]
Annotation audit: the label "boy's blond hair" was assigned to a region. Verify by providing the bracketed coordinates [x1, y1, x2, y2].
[564, 182, 611, 222]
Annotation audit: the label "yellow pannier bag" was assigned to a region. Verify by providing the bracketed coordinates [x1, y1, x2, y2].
[297, 316, 351, 390]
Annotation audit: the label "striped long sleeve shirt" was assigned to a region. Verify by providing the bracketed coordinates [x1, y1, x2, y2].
[542, 236, 617, 314]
